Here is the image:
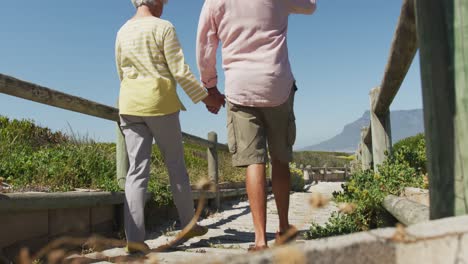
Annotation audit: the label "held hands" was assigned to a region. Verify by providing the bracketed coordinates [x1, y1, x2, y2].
[202, 86, 225, 114]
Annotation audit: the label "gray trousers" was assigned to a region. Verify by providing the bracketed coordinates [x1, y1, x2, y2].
[119, 112, 195, 243]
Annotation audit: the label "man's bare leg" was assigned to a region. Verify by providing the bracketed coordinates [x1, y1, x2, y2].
[246, 163, 267, 247]
[271, 159, 291, 233]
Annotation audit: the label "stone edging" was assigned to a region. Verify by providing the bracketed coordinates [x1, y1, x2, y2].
[205, 215, 468, 264]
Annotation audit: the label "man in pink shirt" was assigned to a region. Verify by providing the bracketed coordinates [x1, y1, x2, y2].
[197, 0, 317, 251]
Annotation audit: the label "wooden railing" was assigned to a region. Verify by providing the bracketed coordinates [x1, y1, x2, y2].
[300, 165, 350, 183]
[0, 73, 227, 209]
[355, 0, 468, 219]
[355, 0, 418, 172]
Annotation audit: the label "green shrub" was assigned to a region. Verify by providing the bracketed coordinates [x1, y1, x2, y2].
[1, 142, 118, 192]
[304, 134, 426, 239]
[218, 151, 245, 183]
[0, 116, 245, 206]
[293, 151, 352, 167]
[290, 163, 305, 192]
[304, 212, 360, 239]
[148, 180, 174, 206]
[0, 116, 68, 149]
[390, 133, 426, 175]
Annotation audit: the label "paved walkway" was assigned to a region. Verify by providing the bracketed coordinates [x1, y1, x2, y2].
[83, 182, 343, 263]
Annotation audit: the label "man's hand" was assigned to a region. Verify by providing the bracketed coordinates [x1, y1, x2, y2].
[202, 86, 225, 114]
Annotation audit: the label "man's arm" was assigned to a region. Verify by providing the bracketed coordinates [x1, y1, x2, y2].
[196, 0, 219, 89]
[289, 0, 317, 15]
[163, 26, 208, 104]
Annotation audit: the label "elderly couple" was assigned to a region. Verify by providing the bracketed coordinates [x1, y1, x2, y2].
[116, 0, 317, 253]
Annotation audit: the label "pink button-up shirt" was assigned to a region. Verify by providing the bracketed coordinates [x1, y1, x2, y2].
[197, 0, 317, 107]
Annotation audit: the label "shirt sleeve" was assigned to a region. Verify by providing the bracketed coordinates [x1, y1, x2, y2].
[163, 26, 208, 104]
[289, 0, 317, 14]
[196, 0, 219, 89]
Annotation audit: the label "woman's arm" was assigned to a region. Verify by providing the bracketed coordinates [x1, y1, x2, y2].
[163, 26, 208, 104]
[115, 35, 123, 81]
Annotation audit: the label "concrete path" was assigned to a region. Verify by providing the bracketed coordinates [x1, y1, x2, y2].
[81, 182, 343, 263]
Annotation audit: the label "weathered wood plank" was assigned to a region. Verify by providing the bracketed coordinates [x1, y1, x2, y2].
[0, 73, 119, 121]
[383, 195, 429, 226]
[0, 73, 227, 150]
[116, 124, 128, 190]
[360, 127, 373, 170]
[452, 0, 468, 215]
[0, 192, 126, 212]
[207, 132, 220, 209]
[370, 87, 392, 171]
[0, 186, 253, 213]
[373, 0, 418, 115]
[306, 167, 350, 171]
[415, 0, 468, 218]
[362, 126, 372, 145]
[355, 142, 362, 163]
[183, 132, 227, 151]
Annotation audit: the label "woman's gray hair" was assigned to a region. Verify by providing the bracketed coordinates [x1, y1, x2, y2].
[131, 0, 168, 8]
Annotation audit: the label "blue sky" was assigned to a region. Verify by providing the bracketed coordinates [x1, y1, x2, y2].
[0, 0, 422, 149]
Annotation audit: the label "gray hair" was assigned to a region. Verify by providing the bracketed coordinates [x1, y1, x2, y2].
[131, 0, 168, 8]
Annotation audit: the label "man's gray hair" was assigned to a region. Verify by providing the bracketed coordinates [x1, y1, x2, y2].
[131, 0, 168, 8]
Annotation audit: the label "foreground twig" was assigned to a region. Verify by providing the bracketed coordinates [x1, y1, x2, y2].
[16, 179, 214, 264]
[153, 195, 207, 252]
[274, 192, 330, 246]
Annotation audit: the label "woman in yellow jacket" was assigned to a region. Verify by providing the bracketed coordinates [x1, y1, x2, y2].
[115, 0, 225, 253]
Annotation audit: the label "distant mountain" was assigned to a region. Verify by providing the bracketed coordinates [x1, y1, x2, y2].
[302, 109, 424, 153]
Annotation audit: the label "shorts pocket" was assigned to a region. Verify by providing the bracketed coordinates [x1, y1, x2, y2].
[287, 113, 296, 146]
[227, 114, 237, 154]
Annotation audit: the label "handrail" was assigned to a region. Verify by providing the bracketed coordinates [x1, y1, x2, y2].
[0, 72, 230, 209]
[305, 167, 349, 171]
[372, 0, 418, 115]
[352, 0, 468, 219]
[0, 73, 228, 151]
[356, 0, 418, 171]
[0, 73, 119, 121]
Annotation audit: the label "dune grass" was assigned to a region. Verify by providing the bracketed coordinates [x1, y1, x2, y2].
[0, 116, 244, 204]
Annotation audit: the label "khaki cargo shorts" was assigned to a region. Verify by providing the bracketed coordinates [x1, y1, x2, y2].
[226, 84, 297, 167]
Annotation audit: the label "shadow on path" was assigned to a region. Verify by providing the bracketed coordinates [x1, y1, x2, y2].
[180, 228, 277, 250]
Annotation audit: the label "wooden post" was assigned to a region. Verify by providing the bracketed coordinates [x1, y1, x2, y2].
[323, 165, 328, 181]
[207, 132, 220, 210]
[355, 144, 362, 164]
[116, 123, 128, 190]
[360, 127, 373, 170]
[303, 165, 310, 184]
[369, 87, 392, 171]
[268, 162, 273, 178]
[306, 165, 313, 183]
[344, 164, 349, 178]
[415, 0, 468, 218]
